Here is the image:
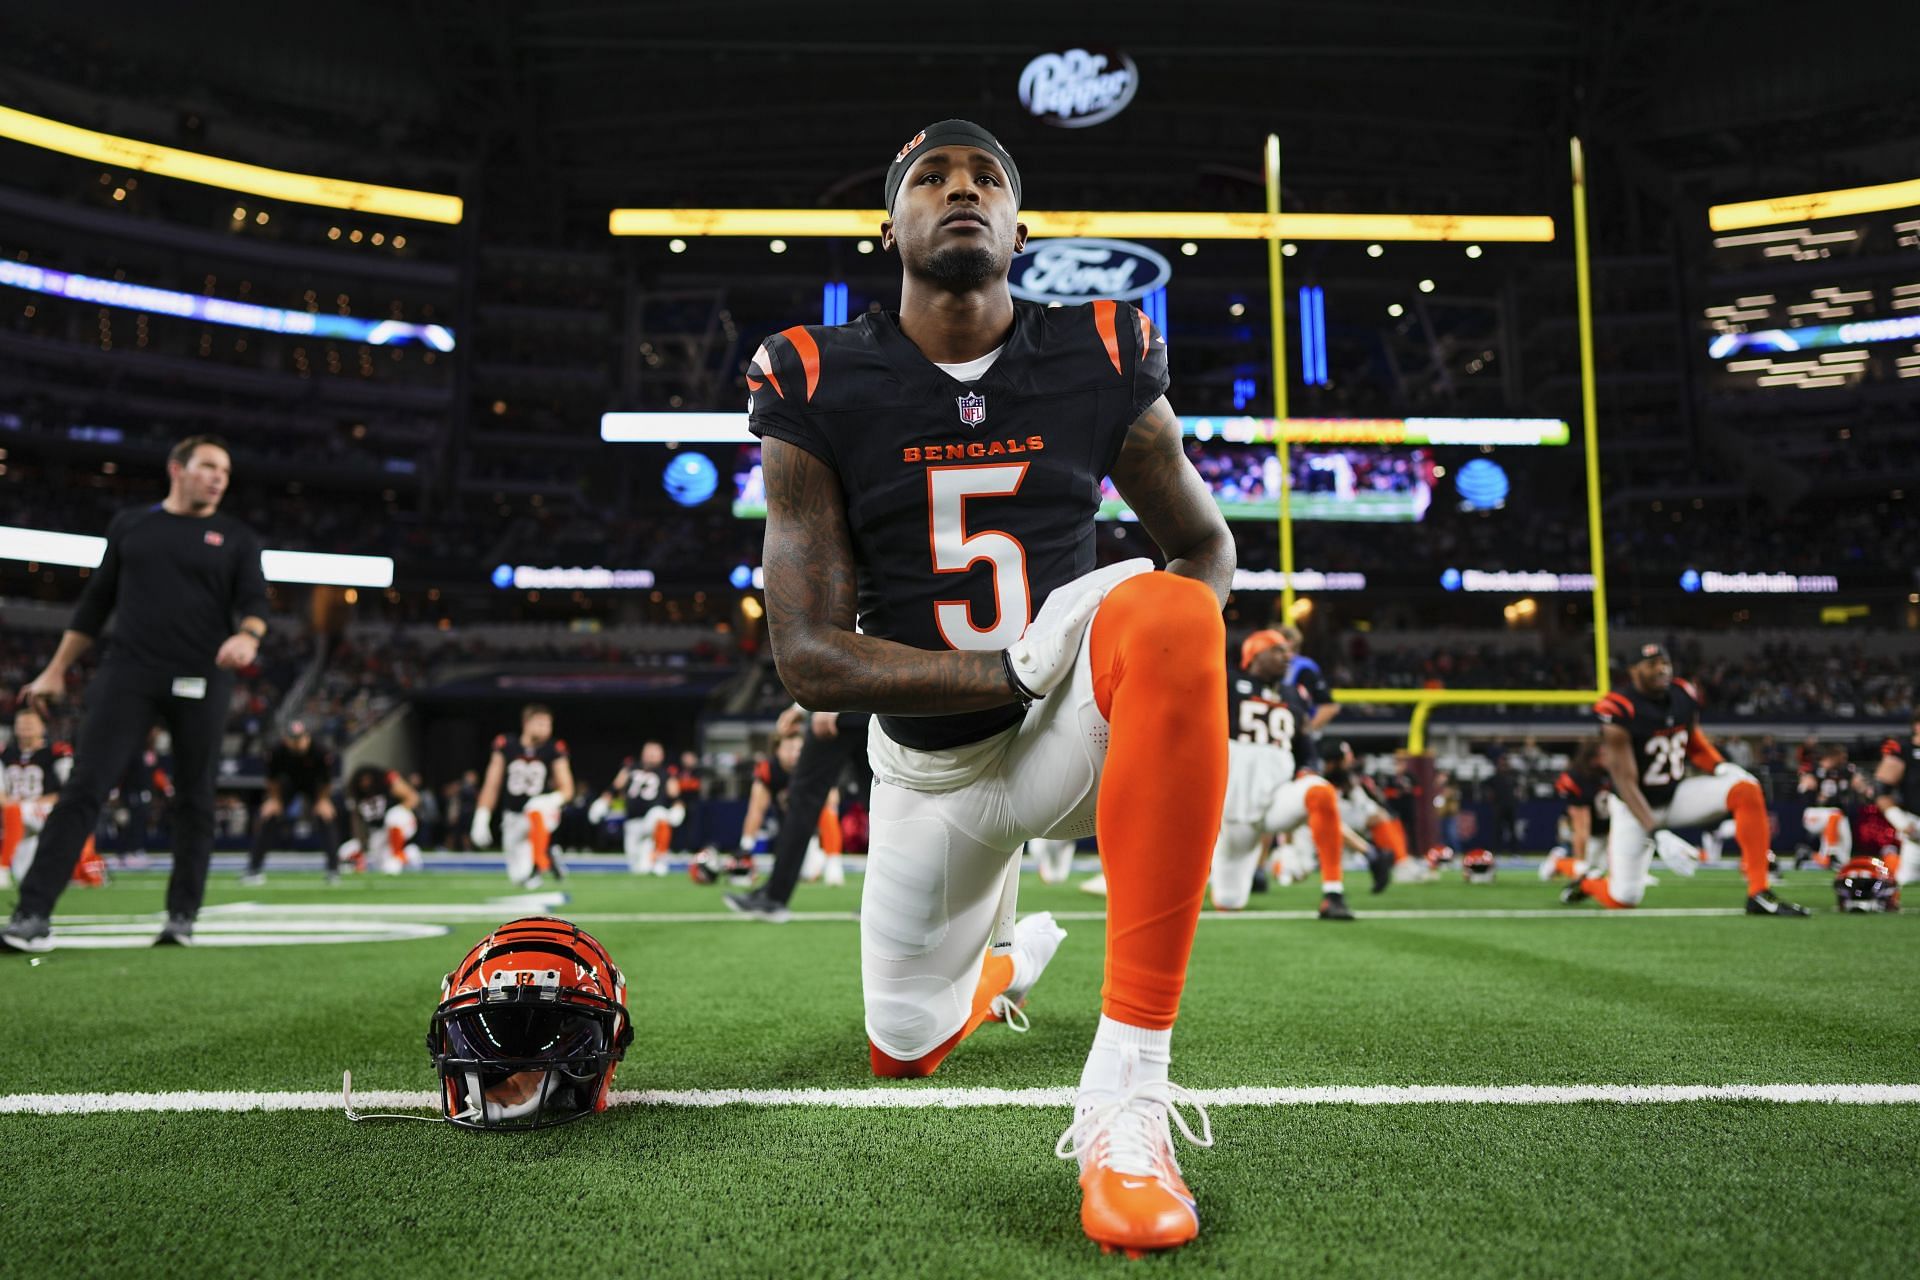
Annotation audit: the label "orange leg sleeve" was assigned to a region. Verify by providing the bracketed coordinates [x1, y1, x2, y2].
[1578, 874, 1629, 909]
[387, 824, 409, 867]
[870, 953, 1013, 1079]
[1088, 573, 1228, 1031]
[1, 802, 20, 869]
[1371, 818, 1409, 864]
[1306, 784, 1342, 885]
[653, 818, 673, 854]
[1555, 856, 1579, 879]
[1728, 779, 1771, 897]
[529, 811, 552, 873]
[817, 810, 843, 854]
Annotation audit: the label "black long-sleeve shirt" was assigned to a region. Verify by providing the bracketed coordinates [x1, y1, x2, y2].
[69, 504, 269, 678]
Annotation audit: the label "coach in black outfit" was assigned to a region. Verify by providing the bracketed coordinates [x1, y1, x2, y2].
[725, 709, 871, 922]
[3, 436, 268, 953]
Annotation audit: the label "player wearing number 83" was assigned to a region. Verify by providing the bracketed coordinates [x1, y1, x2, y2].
[748, 118, 1236, 1255]
[1566, 643, 1807, 916]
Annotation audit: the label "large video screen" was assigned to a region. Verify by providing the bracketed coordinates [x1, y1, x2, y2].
[1700, 207, 1920, 391]
[730, 442, 1435, 523]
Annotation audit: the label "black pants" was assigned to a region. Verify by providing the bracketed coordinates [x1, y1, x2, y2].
[246, 802, 339, 875]
[763, 714, 870, 906]
[17, 663, 232, 921]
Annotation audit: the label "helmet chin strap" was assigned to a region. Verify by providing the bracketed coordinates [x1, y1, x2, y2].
[341, 1069, 462, 1125]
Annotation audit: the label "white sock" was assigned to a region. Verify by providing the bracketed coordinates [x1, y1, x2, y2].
[1323, 880, 1345, 895]
[1007, 912, 1067, 997]
[1077, 1015, 1172, 1106]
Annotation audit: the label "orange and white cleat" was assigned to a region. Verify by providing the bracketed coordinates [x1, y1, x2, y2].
[1055, 1052, 1214, 1256]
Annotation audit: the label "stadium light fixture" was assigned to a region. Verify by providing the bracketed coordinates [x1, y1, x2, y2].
[1708, 176, 1920, 231]
[608, 207, 1555, 243]
[0, 526, 394, 588]
[0, 104, 463, 224]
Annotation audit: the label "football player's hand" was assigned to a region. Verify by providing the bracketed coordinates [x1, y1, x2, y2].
[314, 796, 337, 823]
[19, 669, 64, 709]
[470, 808, 493, 847]
[258, 796, 284, 821]
[1005, 558, 1154, 700]
[1652, 829, 1699, 877]
[811, 712, 840, 740]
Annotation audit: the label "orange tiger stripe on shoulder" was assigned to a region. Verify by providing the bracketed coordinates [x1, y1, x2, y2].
[1092, 299, 1123, 375]
[778, 325, 821, 401]
[749, 344, 785, 400]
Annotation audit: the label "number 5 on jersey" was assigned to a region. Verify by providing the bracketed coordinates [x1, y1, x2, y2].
[928, 463, 1031, 650]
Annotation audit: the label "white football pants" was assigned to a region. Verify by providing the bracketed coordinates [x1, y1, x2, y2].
[1603, 767, 1754, 906]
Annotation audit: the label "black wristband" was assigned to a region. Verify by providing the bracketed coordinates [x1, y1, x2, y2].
[1000, 649, 1040, 708]
[241, 623, 267, 640]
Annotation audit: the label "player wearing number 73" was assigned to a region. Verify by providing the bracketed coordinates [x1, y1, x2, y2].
[747, 119, 1236, 1255]
[1564, 642, 1807, 916]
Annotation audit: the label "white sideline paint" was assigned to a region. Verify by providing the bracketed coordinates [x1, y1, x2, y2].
[5, 1083, 1919, 1117]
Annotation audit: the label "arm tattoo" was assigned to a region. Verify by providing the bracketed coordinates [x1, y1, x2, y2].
[760, 438, 1014, 715]
[1107, 396, 1236, 604]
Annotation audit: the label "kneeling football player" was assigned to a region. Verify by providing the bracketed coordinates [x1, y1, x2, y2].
[748, 118, 1234, 1255]
[1210, 630, 1362, 919]
[1566, 644, 1806, 916]
[471, 705, 573, 889]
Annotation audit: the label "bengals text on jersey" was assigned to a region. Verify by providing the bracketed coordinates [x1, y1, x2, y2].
[748, 298, 1167, 752]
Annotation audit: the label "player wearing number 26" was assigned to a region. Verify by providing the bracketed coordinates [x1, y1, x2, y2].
[747, 119, 1237, 1254]
[1566, 642, 1807, 916]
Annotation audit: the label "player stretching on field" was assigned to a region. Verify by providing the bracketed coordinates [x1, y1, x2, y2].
[472, 704, 573, 889]
[751, 119, 1235, 1254]
[1564, 643, 1807, 916]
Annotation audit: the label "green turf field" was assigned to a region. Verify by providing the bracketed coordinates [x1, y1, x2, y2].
[3, 865, 1916, 1278]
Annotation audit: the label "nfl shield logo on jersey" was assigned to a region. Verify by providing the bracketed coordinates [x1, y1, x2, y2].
[956, 392, 987, 427]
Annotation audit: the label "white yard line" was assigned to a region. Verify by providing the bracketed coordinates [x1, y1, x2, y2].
[4, 1082, 1918, 1117]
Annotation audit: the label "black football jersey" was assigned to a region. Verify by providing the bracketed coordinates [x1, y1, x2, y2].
[494, 735, 568, 813]
[2, 741, 72, 801]
[1803, 761, 1857, 805]
[1882, 736, 1920, 809]
[624, 762, 671, 806]
[748, 299, 1168, 751]
[1554, 763, 1612, 833]
[349, 766, 402, 827]
[1593, 678, 1706, 808]
[1227, 675, 1317, 772]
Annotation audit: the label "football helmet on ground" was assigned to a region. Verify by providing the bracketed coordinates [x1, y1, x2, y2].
[1834, 856, 1899, 913]
[426, 916, 633, 1130]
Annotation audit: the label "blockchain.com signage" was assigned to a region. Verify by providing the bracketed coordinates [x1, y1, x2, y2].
[1018, 49, 1138, 127]
[1008, 239, 1172, 305]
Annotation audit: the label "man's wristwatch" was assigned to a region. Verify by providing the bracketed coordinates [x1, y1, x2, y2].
[240, 623, 267, 641]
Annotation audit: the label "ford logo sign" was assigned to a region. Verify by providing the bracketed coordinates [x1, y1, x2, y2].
[1018, 49, 1138, 128]
[1008, 238, 1172, 305]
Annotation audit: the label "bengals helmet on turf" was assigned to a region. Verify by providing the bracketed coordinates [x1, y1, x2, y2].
[1833, 856, 1899, 913]
[1462, 848, 1496, 883]
[1425, 845, 1456, 870]
[426, 916, 633, 1130]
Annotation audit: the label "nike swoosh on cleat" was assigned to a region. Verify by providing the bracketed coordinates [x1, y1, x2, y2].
[1120, 1179, 1149, 1189]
